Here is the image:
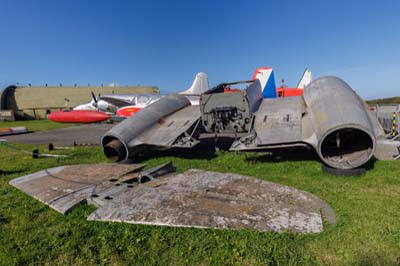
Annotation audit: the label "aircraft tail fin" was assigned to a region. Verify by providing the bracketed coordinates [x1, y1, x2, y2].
[179, 72, 209, 95]
[252, 67, 276, 98]
[296, 68, 312, 89]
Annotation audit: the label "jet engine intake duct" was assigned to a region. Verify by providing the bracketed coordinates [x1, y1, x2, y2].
[303, 77, 375, 169]
[102, 95, 191, 162]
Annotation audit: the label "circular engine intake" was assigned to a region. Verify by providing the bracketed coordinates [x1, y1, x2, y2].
[319, 127, 374, 169]
[103, 137, 128, 162]
[302, 76, 376, 169]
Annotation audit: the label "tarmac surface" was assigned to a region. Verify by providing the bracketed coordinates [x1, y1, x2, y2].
[2, 124, 114, 146]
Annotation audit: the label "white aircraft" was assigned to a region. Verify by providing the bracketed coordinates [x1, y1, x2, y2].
[74, 72, 210, 115]
[297, 68, 313, 89]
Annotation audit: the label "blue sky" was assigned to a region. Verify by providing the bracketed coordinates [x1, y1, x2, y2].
[0, 0, 399, 99]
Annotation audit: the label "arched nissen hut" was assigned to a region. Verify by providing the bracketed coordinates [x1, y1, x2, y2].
[0, 85, 159, 120]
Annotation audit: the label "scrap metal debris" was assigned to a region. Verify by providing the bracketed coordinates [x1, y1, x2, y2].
[32, 149, 69, 159]
[9, 163, 335, 233]
[9, 163, 146, 214]
[0, 126, 30, 136]
[88, 169, 335, 233]
[48, 143, 75, 151]
[0, 140, 69, 159]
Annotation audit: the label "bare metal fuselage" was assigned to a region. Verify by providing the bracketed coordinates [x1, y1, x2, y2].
[102, 76, 399, 170]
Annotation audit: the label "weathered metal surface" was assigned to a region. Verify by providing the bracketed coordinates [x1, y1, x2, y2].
[253, 96, 303, 145]
[200, 80, 262, 134]
[302, 77, 376, 169]
[102, 94, 192, 162]
[136, 105, 200, 147]
[9, 164, 145, 214]
[200, 91, 252, 133]
[88, 169, 335, 233]
[9, 163, 335, 233]
[102, 76, 393, 170]
[139, 161, 176, 180]
[230, 77, 382, 168]
[374, 138, 400, 160]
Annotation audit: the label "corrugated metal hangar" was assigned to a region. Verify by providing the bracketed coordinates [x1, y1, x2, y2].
[0, 85, 159, 120]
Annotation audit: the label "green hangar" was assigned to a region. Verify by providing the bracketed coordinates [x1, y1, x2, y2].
[0, 84, 159, 120]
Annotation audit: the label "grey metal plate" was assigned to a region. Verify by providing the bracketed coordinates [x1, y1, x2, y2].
[9, 164, 145, 214]
[137, 105, 201, 147]
[254, 97, 303, 145]
[88, 169, 335, 233]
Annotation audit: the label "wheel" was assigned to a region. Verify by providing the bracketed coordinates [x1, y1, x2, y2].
[321, 164, 366, 176]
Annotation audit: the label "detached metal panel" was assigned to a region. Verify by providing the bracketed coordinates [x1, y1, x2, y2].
[254, 97, 303, 145]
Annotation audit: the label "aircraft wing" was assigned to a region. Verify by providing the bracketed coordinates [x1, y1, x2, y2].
[136, 105, 201, 147]
[98, 96, 132, 108]
[102, 95, 201, 162]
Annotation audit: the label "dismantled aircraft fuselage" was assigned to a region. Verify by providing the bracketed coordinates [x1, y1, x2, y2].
[102, 76, 399, 170]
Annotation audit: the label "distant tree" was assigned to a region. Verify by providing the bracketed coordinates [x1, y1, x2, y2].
[366, 97, 400, 105]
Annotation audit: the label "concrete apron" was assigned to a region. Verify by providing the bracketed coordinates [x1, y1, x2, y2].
[10, 163, 335, 234]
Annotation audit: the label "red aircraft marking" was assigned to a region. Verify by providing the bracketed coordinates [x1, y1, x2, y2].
[116, 106, 142, 117]
[48, 110, 110, 123]
[276, 87, 304, 97]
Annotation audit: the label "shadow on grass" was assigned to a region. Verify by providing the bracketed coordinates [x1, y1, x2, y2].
[135, 140, 322, 165]
[0, 214, 10, 225]
[0, 167, 31, 176]
[243, 146, 378, 174]
[363, 157, 377, 171]
[127, 137, 379, 174]
[243, 147, 318, 164]
[134, 137, 238, 162]
[135, 147, 218, 162]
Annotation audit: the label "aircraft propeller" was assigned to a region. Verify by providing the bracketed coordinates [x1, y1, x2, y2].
[91, 91, 98, 107]
[91, 91, 101, 111]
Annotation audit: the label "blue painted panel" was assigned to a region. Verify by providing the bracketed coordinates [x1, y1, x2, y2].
[262, 71, 276, 98]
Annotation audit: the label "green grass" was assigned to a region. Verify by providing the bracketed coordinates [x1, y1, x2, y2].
[0, 120, 79, 132]
[0, 143, 399, 265]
